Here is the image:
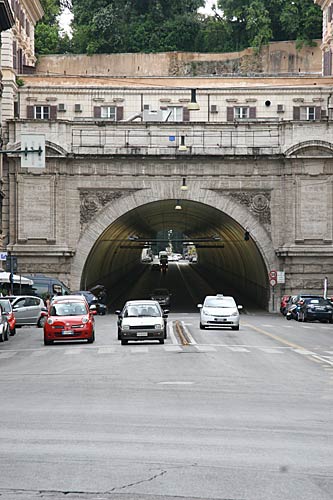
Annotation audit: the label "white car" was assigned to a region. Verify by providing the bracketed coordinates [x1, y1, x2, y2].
[115, 300, 168, 345]
[197, 294, 242, 331]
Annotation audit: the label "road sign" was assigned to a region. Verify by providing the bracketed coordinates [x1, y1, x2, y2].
[277, 271, 285, 284]
[0, 252, 7, 261]
[20, 134, 45, 168]
[269, 270, 277, 280]
[270, 278, 277, 287]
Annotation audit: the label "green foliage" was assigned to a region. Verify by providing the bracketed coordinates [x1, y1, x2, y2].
[36, 0, 323, 55]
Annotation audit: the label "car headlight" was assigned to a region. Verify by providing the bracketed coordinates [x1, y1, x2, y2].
[47, 318, 54, 325]
[122, 324, 130, 330]
[82, 316, 89, 324]
[155, 323, 163, 329]
[202, 308, 210, 316]
[231, 311, 239, 316]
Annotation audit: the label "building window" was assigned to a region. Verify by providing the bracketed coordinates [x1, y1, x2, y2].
[34, 106, 50, 119]
[101, 106, 116, 120]
[234, 107, 249, 119]
[162, 106, 183, 122]
[293, 106, 321, 121]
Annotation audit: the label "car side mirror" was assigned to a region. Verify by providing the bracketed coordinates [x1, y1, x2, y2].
[237, 305, 243, 310]
[197, 304, 202, 308]
[115, 310, 121, 315]
[89, 305, 97, 315]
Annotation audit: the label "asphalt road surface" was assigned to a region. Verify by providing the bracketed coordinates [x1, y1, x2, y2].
[0, 264, 333, 500]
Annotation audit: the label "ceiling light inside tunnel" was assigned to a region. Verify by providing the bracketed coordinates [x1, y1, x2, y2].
[174, 200, 182, 210]
[181, 177, 188, 191]
[187, 89, 200, 111]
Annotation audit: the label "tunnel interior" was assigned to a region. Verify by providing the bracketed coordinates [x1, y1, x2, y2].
[81, 199, 269, 309]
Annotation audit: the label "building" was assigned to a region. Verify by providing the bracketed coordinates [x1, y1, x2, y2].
[315, 0, 333, 74]
[1, 3, 333, 309]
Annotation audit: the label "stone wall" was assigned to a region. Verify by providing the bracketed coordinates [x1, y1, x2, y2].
[35, 40, 322, 77]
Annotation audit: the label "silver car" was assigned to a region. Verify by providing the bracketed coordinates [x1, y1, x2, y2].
[198, 294, 242, 331]
[116, 300, 168, 345]
[7, 295, 47, 327]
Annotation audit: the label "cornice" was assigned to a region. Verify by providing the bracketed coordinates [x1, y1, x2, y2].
[0, 0, 15, 31]
[21, 0, 44, 22]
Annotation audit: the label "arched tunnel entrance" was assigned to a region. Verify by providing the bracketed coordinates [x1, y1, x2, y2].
[80, 199, 270, 311]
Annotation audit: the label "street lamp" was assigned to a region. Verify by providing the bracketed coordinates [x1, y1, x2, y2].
[187, 89, 200, 111]
[174, 200, 182, 210]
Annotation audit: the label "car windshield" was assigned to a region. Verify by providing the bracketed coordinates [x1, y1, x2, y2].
[0, 300, 11, 312]
[50, 302, 87, 316]
[305, 298, 331, 305]
[124, 305, 161, 317]
[204, 297, 235, 308]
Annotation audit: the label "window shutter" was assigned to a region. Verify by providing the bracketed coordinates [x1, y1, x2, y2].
[93, 106, 101, 118]
[183, 107, 190, 122]
[116, 106, 124, 121]
[249, 107, 257, 119]
[293, 107, 300, 120]
[26, 105, 34, 119]
[227, 107, 234, 122]
[50, 106, 57, 120]
[315, 107, 322, 120]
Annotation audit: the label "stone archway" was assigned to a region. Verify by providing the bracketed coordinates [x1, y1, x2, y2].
[71, 183, 277, 306]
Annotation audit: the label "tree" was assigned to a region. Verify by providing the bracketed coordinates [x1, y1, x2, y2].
[35, 0, 72, 54]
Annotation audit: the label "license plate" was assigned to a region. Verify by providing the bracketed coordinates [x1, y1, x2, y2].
[137, 332, 148, 337]
[62, 330, 74, 335]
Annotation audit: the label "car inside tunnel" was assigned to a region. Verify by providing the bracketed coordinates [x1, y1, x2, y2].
[80, 199, 270, 310]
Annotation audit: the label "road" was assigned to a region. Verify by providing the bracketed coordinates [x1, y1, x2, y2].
[0, 262, 333, 500]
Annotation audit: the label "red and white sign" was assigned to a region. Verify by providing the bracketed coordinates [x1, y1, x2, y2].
[269, 278, 277, 287]
[269, 270, 277, 280]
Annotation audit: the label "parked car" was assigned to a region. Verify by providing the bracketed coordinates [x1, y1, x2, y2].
[0, 298, 16, 336]
[23, 274, 70, 297]
[44, 296, 97, 345]
[115, 300, 168, 345]
[149, 288, 171, 307]
[198, 294, 242, 331]
[5, 295, 48, 327]
[280, 295, 291, 315]
[285, 294, 323, 321]
[0, 305, 10, 342]
[72, 290, 107, 315]
[297, 297, 333, 323]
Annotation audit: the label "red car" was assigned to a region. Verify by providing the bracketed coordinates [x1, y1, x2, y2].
[43, 297, 96, 345]
[0, 298, 16, 336]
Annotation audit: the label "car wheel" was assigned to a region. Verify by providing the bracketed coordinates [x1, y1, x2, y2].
[9, 328, 16, 336]
[117, 328, 121, 341]
[200, 323, 206, 330]
[0, 330, 3, 342]
[159, 339, 165, 344]
[297, 313, 303, 322]
[231, 325, 239, 331]
[329, 317, 333, 324]
[4, 326, 9, 341]
[121, 340, 128, 345]
[44, 339, 53, 346]
[87, 331, 95, 344]
[38, 316, 47, 328]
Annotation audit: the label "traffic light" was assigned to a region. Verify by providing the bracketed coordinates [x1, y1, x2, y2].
[244, 230, 250, 241]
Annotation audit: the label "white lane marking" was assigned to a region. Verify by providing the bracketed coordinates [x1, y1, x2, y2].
[0, 351, 16, 358]
[259, 348, 284, 354]
[131, 346, 149, 353]
[98, 347, 115, 354]
[183, 322, 193, 326]
[164, 345, 182, 352]
[311, 354, 333, 367]
[168, 322, 178, 345]
[158, 381, 194, 385]
[324, 351, 333, 354]
[226, 346, 250, 352]
[293, 349, 315, 355]
[64, 349, 83, 355]
[181, 321, 197, 345]
[195, 345, 217, 352]
[261, 324, 274, 327]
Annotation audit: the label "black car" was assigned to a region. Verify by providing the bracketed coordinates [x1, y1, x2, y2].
[285, 294, 323, 321]
[72, 291, 107, 315]
[149, 288, 171, 307]
[298, 297, 333, 323]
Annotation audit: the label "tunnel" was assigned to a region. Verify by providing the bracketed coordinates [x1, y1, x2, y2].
[80, 199, 270, 309]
